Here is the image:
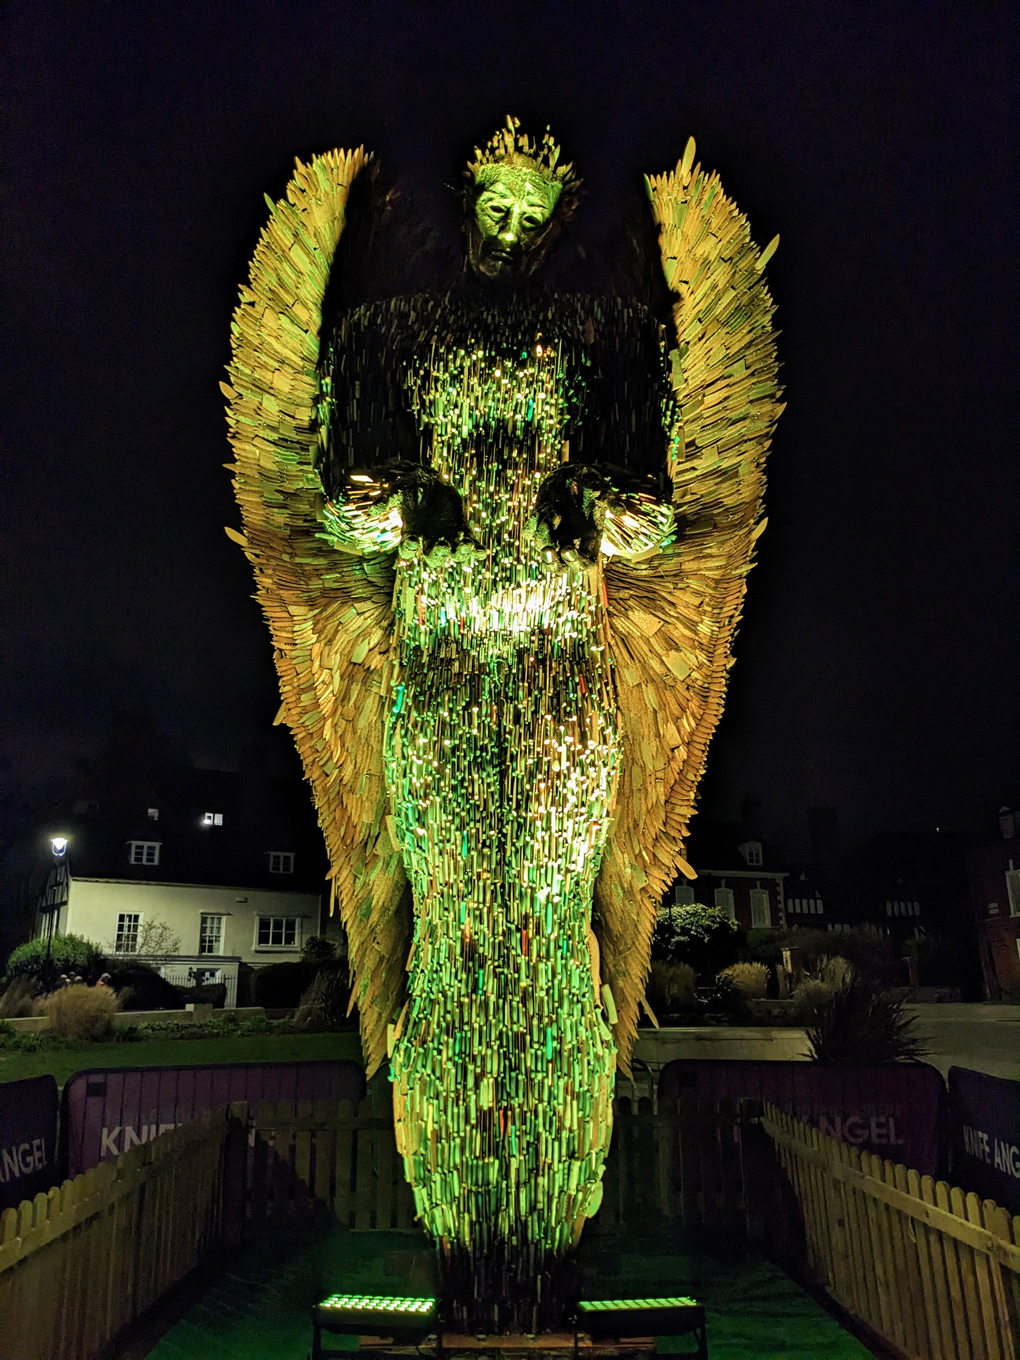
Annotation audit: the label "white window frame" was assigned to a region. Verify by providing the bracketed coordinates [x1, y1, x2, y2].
[268, 851, 295, 875]
[115, 912, 141, 954]
[199, 914, 225, 956]
[202, 812, 224, 827]
[749, 888, 771, 929]
[675, 884, 696, 906]
[128, 841, 160, 866]
[255, 916, 300, 950]
[1005, 870, 1020, 917]
[742, 841, 763, 867]
[714, 887, 735, 921]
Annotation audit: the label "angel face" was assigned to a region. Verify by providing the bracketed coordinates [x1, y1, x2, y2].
[469, 166, 562, 279]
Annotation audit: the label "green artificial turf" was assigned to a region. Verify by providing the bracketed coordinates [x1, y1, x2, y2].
[142, 1227, 875, 1360]
[0, 1030, 364, 1088]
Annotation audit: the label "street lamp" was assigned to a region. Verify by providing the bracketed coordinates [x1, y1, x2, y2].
[43, 834, 70, 985]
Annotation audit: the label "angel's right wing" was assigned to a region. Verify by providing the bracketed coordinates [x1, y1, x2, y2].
[595, 139, 783, 1068]
[222, 148, 411, 1076]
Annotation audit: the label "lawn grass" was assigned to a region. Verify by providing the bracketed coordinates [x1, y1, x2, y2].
[0, 1030, 364, 1088]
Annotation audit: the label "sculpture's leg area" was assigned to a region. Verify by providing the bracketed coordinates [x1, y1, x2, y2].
[386, 645, 619, 1329]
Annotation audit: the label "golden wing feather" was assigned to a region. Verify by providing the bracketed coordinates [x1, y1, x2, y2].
[595, 137, 783, 1069]
[223, 148, 411, 1076]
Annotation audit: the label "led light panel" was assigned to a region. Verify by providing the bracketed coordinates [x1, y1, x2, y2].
[317, 1294, 436, 1315]
[579, 1297, 698, 1312]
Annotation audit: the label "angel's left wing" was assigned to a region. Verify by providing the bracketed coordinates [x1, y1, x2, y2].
[594, 138, 783, 1070]
[223, 148, 411, 1076]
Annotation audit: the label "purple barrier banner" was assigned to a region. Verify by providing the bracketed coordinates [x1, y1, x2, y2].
[947, 1066, 1020, 1214]
[658, 1060, 946, 1175]
[0, 1075, 59, 1212]
[62, 1059, 365, 1178]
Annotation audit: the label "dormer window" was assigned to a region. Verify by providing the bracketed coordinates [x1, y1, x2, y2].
[269, 851, 295, 874]
[202, 812, 224, 827]
[741, 841, 763, 867]
[147, 807, 159, 821]
[128, 841, 160, 866]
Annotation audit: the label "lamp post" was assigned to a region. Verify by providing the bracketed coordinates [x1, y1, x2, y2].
[42, 835, 69, 989]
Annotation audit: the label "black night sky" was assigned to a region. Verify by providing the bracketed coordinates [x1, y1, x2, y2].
[3, 1, 1017, 857]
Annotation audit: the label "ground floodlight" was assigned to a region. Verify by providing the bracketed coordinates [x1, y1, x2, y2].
[311, 1292, 438, 1356]
[577, 1295, 707, 1356]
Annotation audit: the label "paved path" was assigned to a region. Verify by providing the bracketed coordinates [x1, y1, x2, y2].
[138, 1228, 874, 1360]
[906, 1004, 1019, 1079]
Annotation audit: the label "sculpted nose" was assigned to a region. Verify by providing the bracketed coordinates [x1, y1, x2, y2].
[500, 207, 525, 248]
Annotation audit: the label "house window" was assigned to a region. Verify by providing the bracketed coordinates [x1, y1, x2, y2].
[749, 889, 771, 929]
[147, 807, 159, 821]
[713, 887, 735, 921]
[128, 841, 160, 866]
[268, 851, 295, 875]
[257, 916, 299, 948]
[789, 895, 824, 916]
[115, 913, 141, 953]
[199, 914, 224, 956]
[202, 812, 224, 827]
[742, 841, 763, 867]
[1005, 871, 1020, 917]
[675, 884, 696, 906]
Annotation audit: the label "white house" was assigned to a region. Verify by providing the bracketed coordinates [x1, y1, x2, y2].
[30, 762, 331, 1006]
[36, 874, 320, 1007]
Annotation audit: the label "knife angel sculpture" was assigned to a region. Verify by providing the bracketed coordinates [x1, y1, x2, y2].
[224, 119, 781, 1324]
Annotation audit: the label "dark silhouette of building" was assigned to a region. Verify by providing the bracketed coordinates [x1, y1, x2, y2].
[969, 808, 1020, 1001]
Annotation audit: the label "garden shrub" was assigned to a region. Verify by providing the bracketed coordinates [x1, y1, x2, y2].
[807, 976, 929, 1064]
[792, 956, 856, 1021]
[104, 961, 185, 1011]
[177, 980, 227, 1009]
[302, 935, 338, 963]
[719, 961, 769, 999]
[4, 934, 103, 986]
[652, 904, 744, 978]
[644, 961, 697, 1019]
[295, 960, 353, 1030]
[0, 976, 37, 1018]
[744, 928, 783, 969]
[39, 984, 122, 1041]
[252, 960, 319, 1008]
[784, 927, 898, 987]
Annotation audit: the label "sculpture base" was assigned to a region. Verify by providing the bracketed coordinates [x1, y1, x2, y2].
[439, 1241, 581, 1335]
[313, 1337, 705, 1359]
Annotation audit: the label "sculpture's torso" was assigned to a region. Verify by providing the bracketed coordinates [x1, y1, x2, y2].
[323, 290, 669, 1311]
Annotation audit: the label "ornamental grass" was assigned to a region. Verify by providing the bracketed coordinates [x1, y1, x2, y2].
[38, 983, 122, 1041]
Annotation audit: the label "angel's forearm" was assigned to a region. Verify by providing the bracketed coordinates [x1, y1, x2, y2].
[321, 477, 404, 554]
[601, 492, 675, 559]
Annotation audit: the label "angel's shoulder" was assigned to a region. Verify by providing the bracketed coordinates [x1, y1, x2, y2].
[330, 291, 442, 340]
[552, 292, 666, 343]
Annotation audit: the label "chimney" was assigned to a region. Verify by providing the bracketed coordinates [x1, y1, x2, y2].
[999, 807, 1016, 840]
[808, 806, 840, 873]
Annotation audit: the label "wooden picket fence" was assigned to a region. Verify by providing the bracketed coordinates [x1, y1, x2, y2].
[0, 1103, 246, 1360]
[247, 1093, 771, 1239]
[596, 1096, 765, 1235]
[762, 1102, 1020, 1360]
[248, 1096, 417, 1231]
